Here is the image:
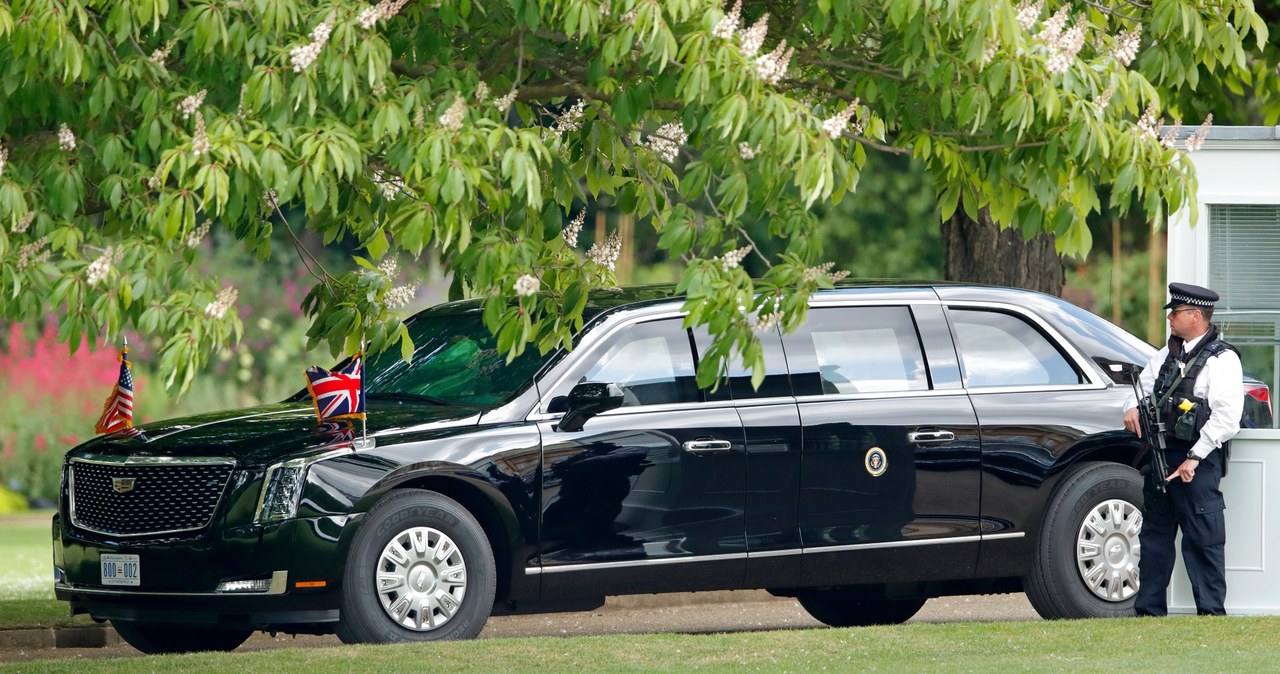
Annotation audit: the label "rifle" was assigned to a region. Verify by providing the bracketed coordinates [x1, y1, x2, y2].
[1120, 363, 1170, 493]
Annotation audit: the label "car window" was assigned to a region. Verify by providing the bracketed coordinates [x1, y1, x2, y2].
[806, 307, 930, 394]
[949, 308, 1083, 388]
[575, 319, 700, 406]
[692, 325, 792, 401]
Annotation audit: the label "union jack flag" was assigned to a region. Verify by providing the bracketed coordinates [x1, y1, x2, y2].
[305, 353, 365, 422]
[95, 347, 135, 435]
[312, 420, 356, 445]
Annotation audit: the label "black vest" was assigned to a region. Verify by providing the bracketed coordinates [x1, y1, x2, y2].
[1152, 324, 1238, 454]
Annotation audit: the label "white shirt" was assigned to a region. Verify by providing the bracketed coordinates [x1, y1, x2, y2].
[1123, 331, 1244, 460]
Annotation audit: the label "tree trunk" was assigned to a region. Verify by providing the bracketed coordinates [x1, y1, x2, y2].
[942, 208, 1065, 295]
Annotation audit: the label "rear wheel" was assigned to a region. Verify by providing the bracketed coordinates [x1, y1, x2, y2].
[1024, 461, 1143, 619]
[112, 621, 251, 654]
[337, 489, 496, 644]
[796, 587, 927, 626]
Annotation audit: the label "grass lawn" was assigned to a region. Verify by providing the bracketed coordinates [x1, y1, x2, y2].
[0, 513, 95, 630]
[2, 615, 1279, 673]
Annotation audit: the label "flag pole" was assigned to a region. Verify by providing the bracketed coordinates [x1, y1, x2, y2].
[360, 336, 368, 446]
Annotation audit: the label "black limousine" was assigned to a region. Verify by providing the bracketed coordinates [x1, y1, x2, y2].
[52, 283, 1266, 653]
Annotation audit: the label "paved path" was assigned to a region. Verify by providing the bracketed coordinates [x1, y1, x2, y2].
[0, 592, 1040, 663]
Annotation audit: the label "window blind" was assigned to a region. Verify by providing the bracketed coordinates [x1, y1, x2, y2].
[1208, 204, 1280, 309]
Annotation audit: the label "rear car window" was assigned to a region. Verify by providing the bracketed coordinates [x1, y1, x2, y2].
[949, 308, 1083, 388]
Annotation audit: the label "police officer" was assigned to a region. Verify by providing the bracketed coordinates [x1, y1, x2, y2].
[1123, 282, 1244, 616]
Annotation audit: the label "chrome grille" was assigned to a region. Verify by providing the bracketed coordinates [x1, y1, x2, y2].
[70, 459, 235, 537]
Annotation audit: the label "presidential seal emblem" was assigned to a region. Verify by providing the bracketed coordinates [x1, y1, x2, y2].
[865, 447, 887, 477]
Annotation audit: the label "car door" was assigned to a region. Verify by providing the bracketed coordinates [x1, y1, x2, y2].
[784, 303, 983, 586]
[941, 302, 1121, 575]
[692, 325, 804, 588]
[533, 316, 747, 596]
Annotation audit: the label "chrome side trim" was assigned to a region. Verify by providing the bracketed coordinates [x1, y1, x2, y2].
[524, 533, 1025, 574]
[802, 535, 982, 554]
[58, 570, 289, 597]
[525, 552, 746, 575]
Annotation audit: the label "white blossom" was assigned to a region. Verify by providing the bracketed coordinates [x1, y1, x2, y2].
[719, 245, 753, 271]
[191, 112, 210, 157]
[829, 269, 850, 282]
[58, 124, 76, 151]
[264, 189, 280, 210]
[982, 39, 999, 64]
[148, 174, 162, 190]
[495, 89, 518, 112]
[378, 256, 398, 279]
[755, 39, 794, 85]
[85, 246, 122, 286]
[587, 231, 623, 271]
[738, 13, 769, 59]
[1112, 26, 1142, 67]
[803, 262, 836, 283]
[290, 17, 333, 73]
[553, 100, 587, 135]
[474, 82, 490, 103]
[414, 107, 426, 129]
[713, 0, 741, 40]
[359, 0, 411, 28]
[1185, 114, 1213, 152]
[821, 99, 860, 139]
[13, 212, 34, 234]
[17, 239, 51, 271]
[372, 80, 387, 97]
[1093, 85, 1115, 116]
[186, 221, 211, 248]
[150, 39, 176, 66]
[178, 90, 207, 119]
[236, 83, 251, 118]
[0, 142, 7, 177]
[513, 274, 541, 297]
[645, 122, 687, 163]
[1159, 119, 1182, 149]
[384, 283, 419, 309]
[564, 209, 585, 248]
[1035, 6, 1069, 45]
[204, 285, 238, 320]
[372, 170, 408, 200]
[1014, 0, 1043, 31]
[1044, 16, 1086, 75]
[1136, 102, 1161, 140]
[738, 142, 757, 160]
[439, 97, 467, 132]
[753, 311, 783, 332]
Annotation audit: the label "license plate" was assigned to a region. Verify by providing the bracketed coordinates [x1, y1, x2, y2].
[100, 554, 140, 587]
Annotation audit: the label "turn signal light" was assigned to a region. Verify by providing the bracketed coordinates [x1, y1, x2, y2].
[295, 580, 327, 589]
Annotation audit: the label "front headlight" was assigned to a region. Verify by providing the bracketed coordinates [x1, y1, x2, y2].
[255, 458, 307, 523]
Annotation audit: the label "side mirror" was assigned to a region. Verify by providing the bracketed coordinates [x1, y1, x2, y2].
[557, 382, 625, 432]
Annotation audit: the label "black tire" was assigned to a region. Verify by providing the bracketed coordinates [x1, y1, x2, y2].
[112, 621, 251, 654]
[796, 587, 927, 626]
[1024, 461, 1144, 619]
[336, 489, 496, 644]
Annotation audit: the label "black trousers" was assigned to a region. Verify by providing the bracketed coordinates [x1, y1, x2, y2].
[1134, 448, 1227, 616]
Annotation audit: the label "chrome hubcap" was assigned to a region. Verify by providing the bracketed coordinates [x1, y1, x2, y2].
[1076, 498, 1142, 601]
[376, 526, 468, 631]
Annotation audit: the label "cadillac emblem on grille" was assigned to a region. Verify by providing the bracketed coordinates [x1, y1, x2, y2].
[112, 477, 137, 494]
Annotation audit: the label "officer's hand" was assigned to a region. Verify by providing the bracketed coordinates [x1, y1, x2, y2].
[1168, 458, 1199, 483]
[1123, 408, 1141, 437]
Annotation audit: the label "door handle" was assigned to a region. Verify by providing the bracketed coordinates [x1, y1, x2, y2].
[682, 439, 734, 452]
[907, 430, 956, 445]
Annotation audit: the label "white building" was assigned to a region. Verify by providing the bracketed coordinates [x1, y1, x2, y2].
[1167, 125, 1280, 614]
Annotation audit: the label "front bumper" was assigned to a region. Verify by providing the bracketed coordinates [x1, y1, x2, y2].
[53, 512, 361, 631]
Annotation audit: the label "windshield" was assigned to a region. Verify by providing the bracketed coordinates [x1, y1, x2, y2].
[363, 311, 553, 406]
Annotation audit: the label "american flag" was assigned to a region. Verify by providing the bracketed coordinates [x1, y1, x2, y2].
[95, 347, 135, 435]
[305, 354, 365, 422]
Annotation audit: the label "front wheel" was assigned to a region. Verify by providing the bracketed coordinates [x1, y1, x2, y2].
[337, 489, 496, 644]
[1024, 461, 1143, 619]
[112, 621, 251, 654]
[796, 587, 927, 626]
